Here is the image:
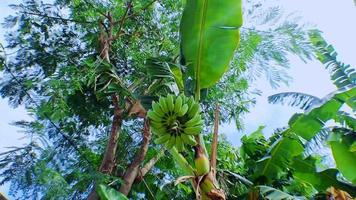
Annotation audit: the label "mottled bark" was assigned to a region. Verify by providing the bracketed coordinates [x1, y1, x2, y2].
[87, 95, 123, 200]
[135, 148, 165, 182]
[119, 118, 151, 195]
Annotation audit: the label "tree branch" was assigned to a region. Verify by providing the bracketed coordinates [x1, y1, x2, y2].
[135, 148, 165, 182]
[210, 104, 219, 178]
[19, 11, 92, 24]
[99, 95, 123, 173]
[111, 1, 132, 41]
[119, 118, 152, 196]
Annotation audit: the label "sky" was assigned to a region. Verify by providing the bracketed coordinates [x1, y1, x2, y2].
[222, 0, 356, 145]
[0, 0, 356, 198]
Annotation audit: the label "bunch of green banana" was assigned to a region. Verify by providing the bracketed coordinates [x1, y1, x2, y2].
[147, 94, 203, 151]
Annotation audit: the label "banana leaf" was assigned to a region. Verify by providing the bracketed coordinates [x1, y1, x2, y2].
[180, 0, 243, 89]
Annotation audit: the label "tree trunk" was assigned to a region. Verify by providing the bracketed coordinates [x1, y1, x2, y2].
[119, 118, 151, 195]
[87, 95, 123, 200]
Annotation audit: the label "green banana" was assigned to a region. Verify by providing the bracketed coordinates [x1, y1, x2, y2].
[181, 134, 197, 146]
[152, 101, 165, 116]
[155, 134, 171, 144]
[147, 94, 203, 149]
[166, 136, 176, 149]
[188, 103, 200, 118]
[178, 104, 189, 117]
[174, 96, 183, 113]
[184, 126, 202, 135]
[150, 120, 164, 129]
[152, 127, 167, 136]
[159, 97, 168, 112]
[167, 94, 174, 111]
[147, 110, 162, 122]
[185, 114, 203, 127]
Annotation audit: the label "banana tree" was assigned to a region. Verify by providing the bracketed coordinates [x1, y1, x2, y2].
[263, 87, 356, 196]
[146, 0, 243, 199]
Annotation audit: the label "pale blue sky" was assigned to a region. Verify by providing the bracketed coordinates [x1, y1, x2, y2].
[1, 0, 356, 198]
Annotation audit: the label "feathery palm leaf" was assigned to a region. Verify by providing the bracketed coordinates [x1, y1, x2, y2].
[268, 92, 321, 110]
[309, 30, 356, 88]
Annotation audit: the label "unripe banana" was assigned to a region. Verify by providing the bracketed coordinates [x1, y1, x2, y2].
[155, 134, 171, 144]
[167, 94, 174, 111]
[187, 96, 194, 108]
[150, 120, 164, 129]
[151, 127, 166, 136]
[147, 95, 203, 150]
[166, 136, 176, 149]
[188, 103, 200, 118]
[184, 126, 202, 135]
[159, 97, 168, 112]
[185, 114, 202, 127]
[178, 104, 189, 117]
[181, 134, 197, 146]
[147, 110, 162, 122]
[175, 136, 185, 152]
[152, 102, 165, 116]
[174, 96, 183, 113]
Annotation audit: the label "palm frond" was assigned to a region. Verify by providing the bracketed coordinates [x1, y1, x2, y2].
[268, 92, 322, 110]
[334, 111, 356, 130]
[303, 128, 330, 158]
[303, 126, 355, 158]
[309, 30, 356, 88]
[146, 58, 174, 79]
[240, 21, 314, 88]
[145, 57, 184, 91]
[258, 185, 306, 200]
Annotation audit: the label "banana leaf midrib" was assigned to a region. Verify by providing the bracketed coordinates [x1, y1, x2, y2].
[195, 0, 209, 97]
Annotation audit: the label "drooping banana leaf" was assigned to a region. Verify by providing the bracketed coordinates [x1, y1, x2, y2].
[180, 0, 243, 89]
[292, 156, 356, 196]
[254, 134, 304, 181]
[289, 86, 356, 140]
[328, 131, 356, 185]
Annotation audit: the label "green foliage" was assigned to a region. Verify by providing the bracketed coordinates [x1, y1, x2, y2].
[289, 87, 356, 140]
[240, 1, 314, 88]
[268, 92, 321, 110]
[97, 184, 128, 200]
[258, 185, 305, 200]
[328, 130, 356, 184]
[292, 156, 356, 194]
[180, 0, 243, 89]
[0, 0, 348, 199]
[255, 134, 304, 181]
[309, 30, 356, 88]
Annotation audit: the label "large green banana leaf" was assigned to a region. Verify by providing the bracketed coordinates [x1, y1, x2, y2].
[292, 156, 356, 196]
[254, 135, 304, 181]
[289, 87, 356, 140]
[180, 0, 243, 89]
[328, 132, 356, 185]
[255, 87, 356, 184]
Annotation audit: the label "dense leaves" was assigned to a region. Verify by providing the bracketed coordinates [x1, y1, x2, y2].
[0, 0, 354, 199]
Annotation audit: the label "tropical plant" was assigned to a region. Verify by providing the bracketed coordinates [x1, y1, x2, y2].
[0, 0, 346, 200]
[266, 31, 356, 198]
